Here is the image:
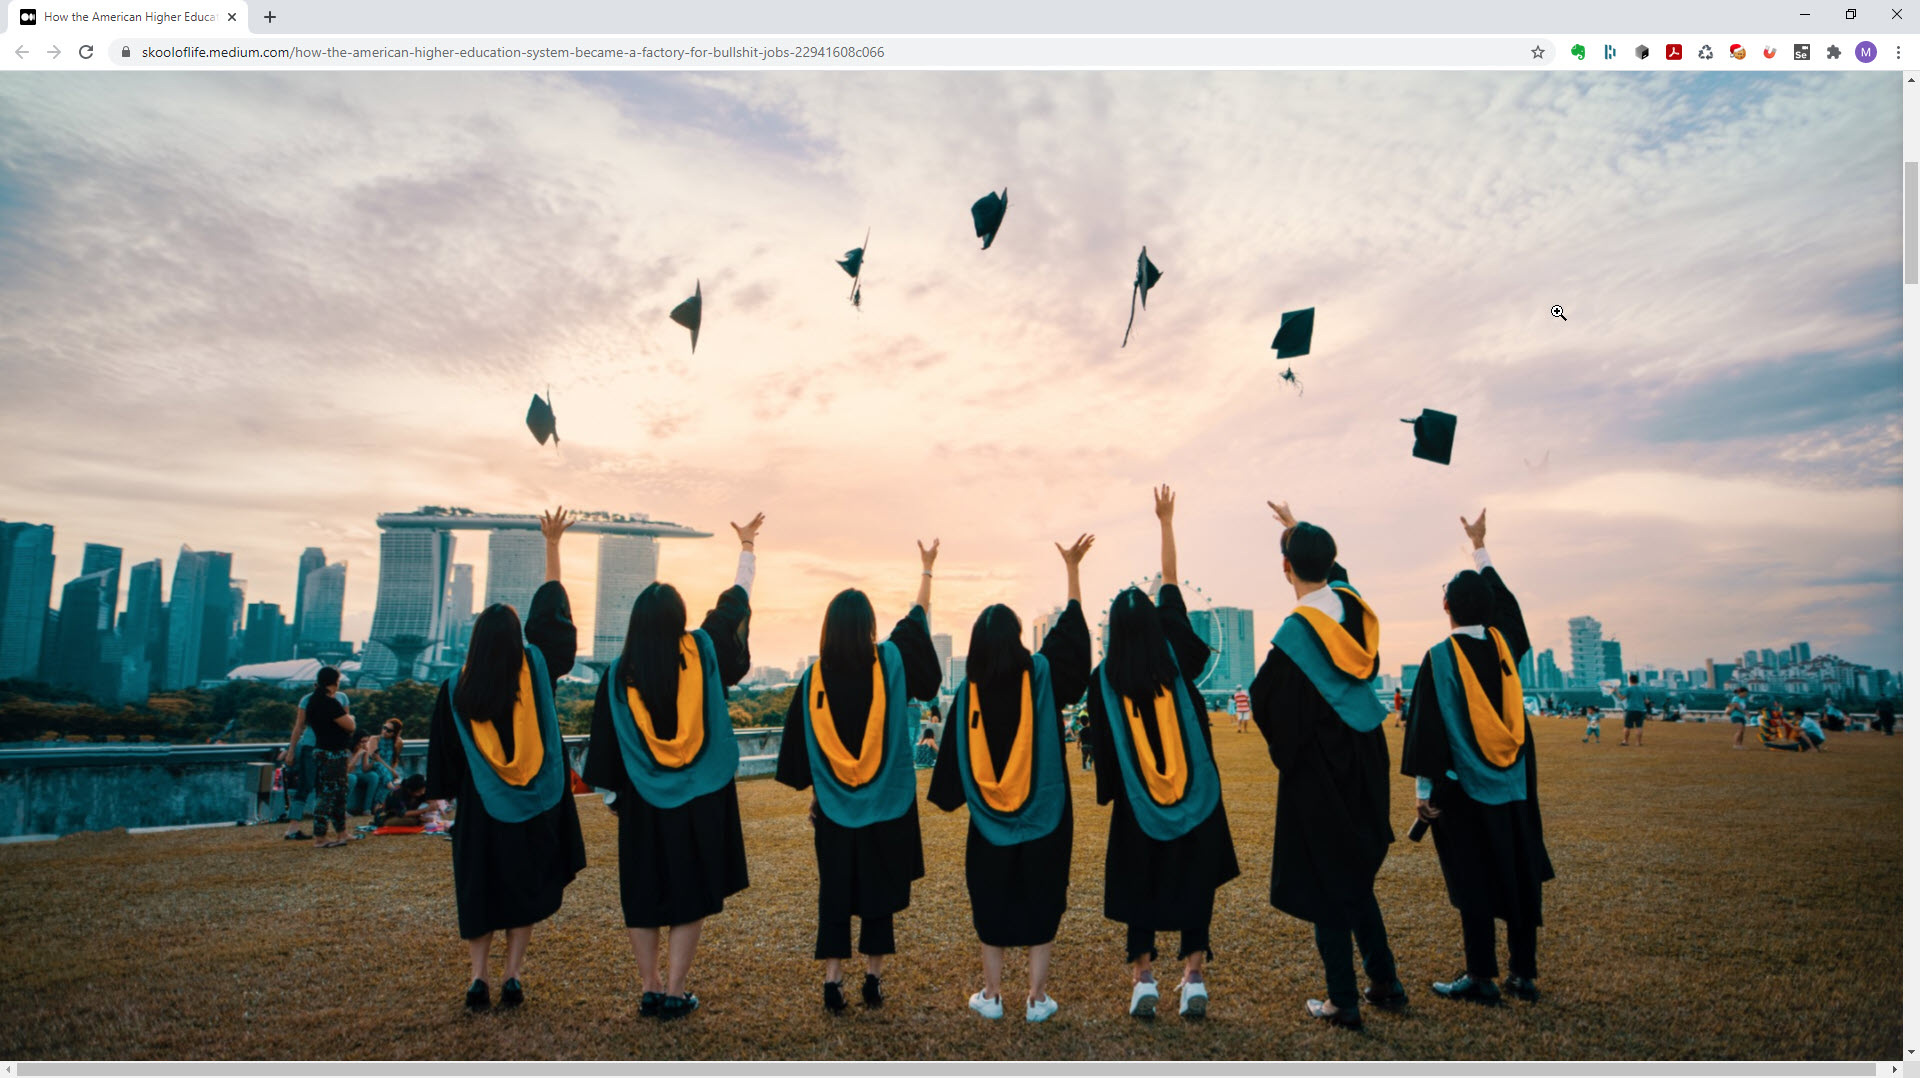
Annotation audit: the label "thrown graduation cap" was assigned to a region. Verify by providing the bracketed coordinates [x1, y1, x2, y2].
[525, 391, 558, 447]
[1403, 408, 1457, 465]
[1122, 246, 1162, 347]
[838, 229, 869, 308]
[971, 188, 1008, 249]
[1271, 307, 1315, 360]
[669, 280, 702, 353]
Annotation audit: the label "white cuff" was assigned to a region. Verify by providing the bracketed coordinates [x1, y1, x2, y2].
[1472, 547, 1492, 571]
[734, 550, 756, 595]
[1415, 776, 1433, 800]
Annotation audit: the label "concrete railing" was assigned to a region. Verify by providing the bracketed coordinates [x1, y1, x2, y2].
[0, 726, 786, 839]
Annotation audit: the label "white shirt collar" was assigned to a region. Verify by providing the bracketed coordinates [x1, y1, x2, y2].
[1450, 624, 1488, 639]
[1294, 582, 1346, 624]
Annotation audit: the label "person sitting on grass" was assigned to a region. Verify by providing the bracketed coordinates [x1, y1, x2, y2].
[374, 775, 433, 828]
[1794, 708, 1827, 753]
[347, 731, 398, 817]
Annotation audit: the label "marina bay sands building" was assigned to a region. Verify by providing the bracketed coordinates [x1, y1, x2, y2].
[363, 508, 710, 683]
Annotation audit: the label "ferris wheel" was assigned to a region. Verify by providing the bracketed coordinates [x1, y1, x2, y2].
[1095, 574, 1225, 687]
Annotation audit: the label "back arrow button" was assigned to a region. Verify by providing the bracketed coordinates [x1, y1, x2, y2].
[13, 45, 26, 59]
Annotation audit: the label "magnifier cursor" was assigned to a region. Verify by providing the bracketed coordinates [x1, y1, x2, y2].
[1550, 305, 1568, 321]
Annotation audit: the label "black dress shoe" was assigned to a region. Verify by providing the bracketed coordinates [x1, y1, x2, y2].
[464, 979, 491, 1012]
[499, 978, 523, 1008]
[1502, 975, 1540, 1002]
[1306, 999, 1363, 1029]
[640, 991, 665, 1018]
[861, 973, 884, 1009]
[824, 980, 848, 1014]
[1430, 973, 1501, 1004]
[1364, 981, 1409, 1010]
[659, 992, 700, 1020]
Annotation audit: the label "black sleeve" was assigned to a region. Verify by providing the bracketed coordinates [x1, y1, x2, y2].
[1155, 584, 1212, 683]
[700, 585, 753, 689]
[889, 605, 943, 701]
[927, 696, 964, 811]
[582, 679, 624, 790]
[1084, 669, 1118, 806]
[1400, 654, 1452, 781]
[1037, 600, 1092, 708]
[423, 684, 463, 801]
[775, 683, 812, 791]
[524, 580, 578, 684]
[1248, 646, 1300, 774]
[1480, 566, 1530, 664]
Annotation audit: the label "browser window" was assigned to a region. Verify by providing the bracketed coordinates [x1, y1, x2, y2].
[0, 1, 1908, 1074]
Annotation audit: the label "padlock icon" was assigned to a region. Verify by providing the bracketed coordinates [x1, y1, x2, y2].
[121, 45, 130, 57]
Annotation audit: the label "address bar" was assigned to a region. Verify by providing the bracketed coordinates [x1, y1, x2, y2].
[98, 36, 1556, 69]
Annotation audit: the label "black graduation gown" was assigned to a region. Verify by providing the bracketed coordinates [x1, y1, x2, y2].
[425, 580, 588, 940]
[927, 601, 1092, 947]
[776, 606, 943, 919]
[1399, 565, 1554, 926]
[1082, 585, 1240, 932]
[583, 584, 753, 928]
[1248, 569, 1394, 924]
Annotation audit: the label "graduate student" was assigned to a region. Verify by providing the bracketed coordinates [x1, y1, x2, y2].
[584, 512, 764, 1021]
[776, 540, 945, 1013]
[1401, 510, 1554, 1005]
[927, 534, 1094, 1023]
[1247, 500, 1402, 1030]
[1083, 486, 1240, 1021]
[425, 506, 588, 1013]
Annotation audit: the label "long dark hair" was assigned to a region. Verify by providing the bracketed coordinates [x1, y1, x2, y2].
[618, 582, 688, 723]
[965, 604, 1029, 688]
[313, 665, 341, 697]
[819, 588, 877, 677]
[454, 603, 524, 724]
[1102, 587, 1180, 719]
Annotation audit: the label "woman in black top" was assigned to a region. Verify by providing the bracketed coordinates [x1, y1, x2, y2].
[302, 666, 356, 847]
[775, 540, 944, 1012]
[426, 507, 588, 1012]
[928, 534, 1093, 1022]
[583, 512, 762, 1021]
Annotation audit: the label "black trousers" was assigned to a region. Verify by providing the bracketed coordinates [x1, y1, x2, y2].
[1460, 909, 1537, 980]
[816, 912, 894, 961]
[1312, 890, 1398, 1011]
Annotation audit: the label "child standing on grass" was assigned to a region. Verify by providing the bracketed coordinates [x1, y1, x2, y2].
[1582, 707, 1601, 744]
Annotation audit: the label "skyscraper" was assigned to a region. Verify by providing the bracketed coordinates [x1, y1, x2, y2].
[80, 543, 122, 632]
[243, 602, 292, 664]
[299, 562, 347, 652]
[591, 535, 659, 663]
[1209, 606, 1256, 690]
[1516, 648, 1537, 690]
[1401, 663, 1421, 690]
[484, 530, 545, 621]
[227, 580, 247, 666]
[163, 546, 233, 688]
[931, 632, 954, 691]
[293, 547, 326, 642]
[0, 522, 56, 681]
[50, 568, 116, 695]
[443, 563, 475, 648]
[1536, 648, 1562, 691]
[120, 558, 163, 697]
[1791, 641, 1812, 664]
[1601, 639, 1624, 682]
[365, 529, 455, 681]
[1568, 616, 1604, 688]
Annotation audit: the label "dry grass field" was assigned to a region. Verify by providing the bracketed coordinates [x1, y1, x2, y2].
[0, 717, 1900, 1061]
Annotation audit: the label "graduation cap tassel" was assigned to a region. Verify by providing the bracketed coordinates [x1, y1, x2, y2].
[1123, 288, 1140, 348]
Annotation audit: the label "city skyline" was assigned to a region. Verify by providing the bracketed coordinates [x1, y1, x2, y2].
[0, 72, 1901, 675]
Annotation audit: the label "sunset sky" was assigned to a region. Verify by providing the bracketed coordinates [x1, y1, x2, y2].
[0, 71, 1901, 677]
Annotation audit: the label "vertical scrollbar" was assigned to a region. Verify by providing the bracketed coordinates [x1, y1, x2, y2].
[1906, 161, 1918, 284]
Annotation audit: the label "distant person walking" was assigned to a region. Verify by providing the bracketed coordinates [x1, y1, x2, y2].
[289, 666, 356, 848]
[1613, 675, 1650, 747]
[1392, 688, 1406, 728]
[1873, 696, 1897, 736]
[1581, 707, 1601, 744]
[1727, 687, 1752, 749]
[426, 506, 588, 1012]
[1234, 689, 1252, 734]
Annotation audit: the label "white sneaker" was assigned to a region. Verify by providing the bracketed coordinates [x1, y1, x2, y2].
[969, 989, 1004, 1020]
[1179, 979, 1209, 1019]
[1129, 979, 1159, 1019]
[1026, 994, 1059, 1023]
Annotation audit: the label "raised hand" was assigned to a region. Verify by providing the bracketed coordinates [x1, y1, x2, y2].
[1268, 500, 1297, 528]
[1055, 533, 1096, 566]
[731, 512, 766, 549]
[539, 505, 576, 543]
[1154, 484, 1176, 522]
[918, 538, 941, 571]
[1460, 508, 1488, 549]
